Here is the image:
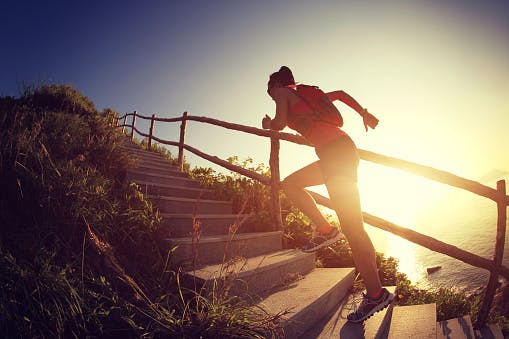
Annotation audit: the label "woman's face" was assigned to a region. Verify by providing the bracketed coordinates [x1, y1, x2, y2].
[267, 79, 281, 99]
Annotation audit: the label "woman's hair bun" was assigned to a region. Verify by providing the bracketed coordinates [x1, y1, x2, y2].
[277, 66, 295, 86]
[278, 66, 292, 76]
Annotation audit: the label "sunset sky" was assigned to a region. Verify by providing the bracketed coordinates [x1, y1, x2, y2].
[2, 0, 509, 227]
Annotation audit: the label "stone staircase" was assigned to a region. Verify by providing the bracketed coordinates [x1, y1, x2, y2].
[304, 293, 505, 338]
[121, 139, 505, 338]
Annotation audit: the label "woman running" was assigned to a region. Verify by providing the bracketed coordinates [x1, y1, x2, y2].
[262, 66, 394, 323]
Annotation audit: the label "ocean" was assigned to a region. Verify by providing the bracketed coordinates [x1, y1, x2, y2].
[367, 176, 509, 292]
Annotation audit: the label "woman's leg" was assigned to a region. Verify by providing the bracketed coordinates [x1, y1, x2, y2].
[325, 177, 381, 296]
[281, 162, 331, 231]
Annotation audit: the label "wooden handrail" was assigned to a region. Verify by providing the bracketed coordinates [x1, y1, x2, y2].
[150, 134, 271, 185]
[116, 112, 508, 327]
[475, 180, 507, 327]
[306, 190, 509, 280]
[129, 114, 509, 205]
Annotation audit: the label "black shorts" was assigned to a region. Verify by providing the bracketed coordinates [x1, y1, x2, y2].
[315, 135, 359, 183]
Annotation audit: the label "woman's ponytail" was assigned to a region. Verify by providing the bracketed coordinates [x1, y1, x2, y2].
[278, 66, 295, 85]
[267, 66, 295, 95]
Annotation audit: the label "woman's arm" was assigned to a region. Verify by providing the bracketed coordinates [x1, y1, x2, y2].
[326, 90, 379, 131]
[326, 90, 365, 116]
[263, 87, 288, 130]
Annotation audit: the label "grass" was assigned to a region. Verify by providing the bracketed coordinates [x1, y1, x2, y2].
[0, 84, 284, 338]
[2, 83, 506, 336]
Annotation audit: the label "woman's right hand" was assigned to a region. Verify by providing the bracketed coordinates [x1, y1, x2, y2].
[262, 114, 272, 129]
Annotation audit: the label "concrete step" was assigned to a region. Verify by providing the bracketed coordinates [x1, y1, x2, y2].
[132, 163, 187, 177]
[302, 286, 396, 339]
[126, 170, 201, 188]
[131, 155, 180, 169]
[167, 231, 283, 266]
[259, 267, 356, 338]
[127, 150, 181, 167]
[388, 303, 437, 339]
[474, 323, 505, 339]
[160, 213, 257, 237]
[437, 315, 475, 339]
[148, 195, 232, 214]
[135, 180, 215, 199]
[123, 148, 170, 164]
[186, 249, 316, 296]
[130, 155, 176, 166]
[120, 144, 170, 158]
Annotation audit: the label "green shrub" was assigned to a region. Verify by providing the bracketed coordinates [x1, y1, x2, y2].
[0, 84, 285, 337]
[24, 84, 97, 116]
[0, 85, 169, 336]
[189, 157, 273, 224]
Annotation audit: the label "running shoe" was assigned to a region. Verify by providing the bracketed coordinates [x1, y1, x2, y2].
[301, 227, 344, 253]
[347, 287, 395, 323]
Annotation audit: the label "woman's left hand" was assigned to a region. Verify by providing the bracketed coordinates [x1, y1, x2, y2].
[362, 110, 379, 132]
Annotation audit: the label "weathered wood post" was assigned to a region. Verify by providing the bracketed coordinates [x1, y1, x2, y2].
[121, 115, 127, 134]
[148, 114, 155, 150]
[269, 132, 284, 233]
[177, 111, 188, 171]
[130, 111, 137, 140]
[475, 179, 507, 328]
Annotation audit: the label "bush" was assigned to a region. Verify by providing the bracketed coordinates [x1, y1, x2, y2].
[0, 85, 170, 336]
[24, 84, 97, 117]
[189, 157, 273, 225]
[0, 84, 284, 337]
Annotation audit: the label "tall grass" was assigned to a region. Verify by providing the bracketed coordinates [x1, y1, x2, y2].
[0, 84, 284, 337]
[2, 84, 504, 336]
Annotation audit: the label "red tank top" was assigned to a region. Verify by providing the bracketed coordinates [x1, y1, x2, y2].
[287, 99, 347, 148]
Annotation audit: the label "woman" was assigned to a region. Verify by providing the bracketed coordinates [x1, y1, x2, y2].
[262, 66, 394, 323]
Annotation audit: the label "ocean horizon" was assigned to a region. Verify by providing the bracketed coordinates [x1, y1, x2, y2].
[368, 174, 509, 292]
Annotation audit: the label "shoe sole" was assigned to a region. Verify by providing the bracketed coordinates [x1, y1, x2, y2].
[347, 292, 396, 324]
[301, 234, 344, 253]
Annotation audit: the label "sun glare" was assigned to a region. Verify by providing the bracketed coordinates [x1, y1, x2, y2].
[357, 162, 450, 282]
[358, 163, 443, 227]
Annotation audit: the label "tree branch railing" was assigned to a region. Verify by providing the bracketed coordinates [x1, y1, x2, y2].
[115, 110, 507, 328]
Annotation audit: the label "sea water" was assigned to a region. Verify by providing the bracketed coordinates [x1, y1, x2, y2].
[368, 177, 509, 292]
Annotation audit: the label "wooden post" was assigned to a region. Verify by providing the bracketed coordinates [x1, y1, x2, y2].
[269, 134, 283, 232]
[148, 114, 155, 150]
[177, 111, 188, 171]
[121, 115, 127, 134]
[130, 111, 137, 140]
[475, 179, 507, 329]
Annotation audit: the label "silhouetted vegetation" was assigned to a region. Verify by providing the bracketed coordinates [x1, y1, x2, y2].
[1, 84, 506, 336]
[0, 84, 282, 338]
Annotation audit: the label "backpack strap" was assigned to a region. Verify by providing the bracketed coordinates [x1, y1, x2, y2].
[286, 85, 321, 120]
[287, 85, 342, 127]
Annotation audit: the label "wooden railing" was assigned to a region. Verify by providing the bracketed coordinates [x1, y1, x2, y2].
[115, 110, 508, 328]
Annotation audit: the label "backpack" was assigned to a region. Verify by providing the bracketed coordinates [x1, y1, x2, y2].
[289, 84, 343, 136]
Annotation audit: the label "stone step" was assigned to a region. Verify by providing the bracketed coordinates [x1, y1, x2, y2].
[474, 323, 505, 339]
[132, 163, 187, 177]
[135, 180, 215, 200]
[120, 144, 165, 159]
[167, 231, 283, 266]
[259, 268, 356, 338]
[128, 151, 181, 168]
[128, 152, 172, 164]
[437, 315, 475, 339]
[126, 170, 201, 188]
[160, 213, 257, 237]
[148, 195, 232, 214]
[388, 303, 437, 339]
[186, 249, 316, 296]
[302, 286, 396, 338]
[131, 154, 180, 169]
